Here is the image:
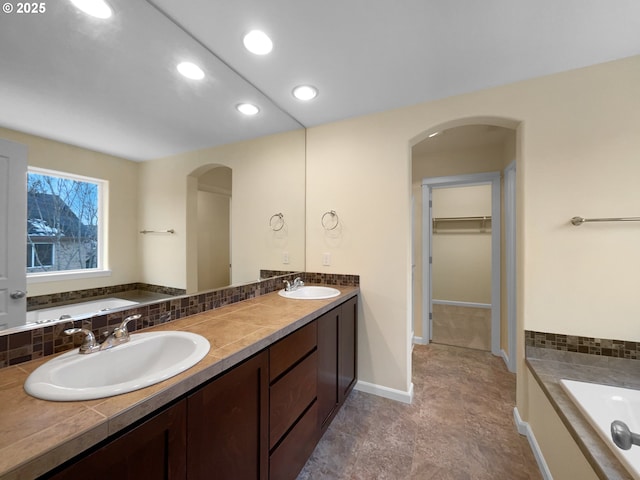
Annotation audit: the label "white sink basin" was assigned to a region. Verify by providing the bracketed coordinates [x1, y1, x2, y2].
[25, 331, 210, 401]
[561, 379, 640, 479]
[278, 286, 340, 300]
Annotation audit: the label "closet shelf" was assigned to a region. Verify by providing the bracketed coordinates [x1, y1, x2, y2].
[432, 216, 491, 232]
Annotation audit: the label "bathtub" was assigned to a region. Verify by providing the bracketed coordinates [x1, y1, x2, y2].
[561, 379, 640, 479]
[26, 298, 139, 325]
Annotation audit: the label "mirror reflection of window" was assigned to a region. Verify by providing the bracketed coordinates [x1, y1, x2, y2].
[27, 168, 106, 275]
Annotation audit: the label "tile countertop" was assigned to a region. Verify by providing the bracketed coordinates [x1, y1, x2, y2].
[526, 346, 640, 480]
[0, 286, 359, 480]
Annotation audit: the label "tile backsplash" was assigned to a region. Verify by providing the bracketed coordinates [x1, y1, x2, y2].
[525, 330, 640, 360]
[26, 283, 185, 309]
[0, 272, 359, 369]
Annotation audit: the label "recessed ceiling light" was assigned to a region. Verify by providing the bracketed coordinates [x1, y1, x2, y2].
[236, 103, 260, 116]
[243, 30, 273, 55]
[292, 85, 318, 101]
[177, 62, 205, 80]
[69, 0, 112, 19]
[428, 131, 441, 138]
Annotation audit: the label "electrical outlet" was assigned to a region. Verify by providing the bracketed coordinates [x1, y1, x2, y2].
[282, 251, 289, 264]
[322, 252, 331, 266]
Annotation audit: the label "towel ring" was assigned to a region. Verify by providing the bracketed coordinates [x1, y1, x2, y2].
[269, 213, 285, 231]
[321, 210, 339, 230]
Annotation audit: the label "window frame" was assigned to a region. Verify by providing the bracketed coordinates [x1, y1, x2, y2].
[26, 166, 110, 283]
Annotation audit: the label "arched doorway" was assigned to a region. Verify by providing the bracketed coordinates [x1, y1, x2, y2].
[186, 164, 232, 293]
[411, 119, 518, 372]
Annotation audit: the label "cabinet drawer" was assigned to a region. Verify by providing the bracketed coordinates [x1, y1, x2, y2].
[270, 401, 318, 480]
[270, 350, 317, 449]
[270, 321, 317, 381]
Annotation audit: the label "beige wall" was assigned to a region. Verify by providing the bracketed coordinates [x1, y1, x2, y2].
[432, 185, 492, 304]
[306, 55, 640, 403]
[412, 144, 506, 179]
[139, 128, 306, 291]
[0, 127, 140, 296]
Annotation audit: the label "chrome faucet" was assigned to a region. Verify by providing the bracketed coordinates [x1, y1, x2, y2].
[64, 328, 101, 354]
[63, 314, 141, 354]
[100, 314, 141, 350]
[611, 420, 640, 450]
[283, 277, 305, 292]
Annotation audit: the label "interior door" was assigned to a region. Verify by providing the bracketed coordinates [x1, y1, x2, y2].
[0, 138, 27, 330]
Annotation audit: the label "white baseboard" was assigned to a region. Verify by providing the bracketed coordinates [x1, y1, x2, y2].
[500, 349, 509, 367]
[355, 380, 414, 404]
[513, 407, 552, 480]
[501, 348, 516, 373]
[413, 336, 428, 345]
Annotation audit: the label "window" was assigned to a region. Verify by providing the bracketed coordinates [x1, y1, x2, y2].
[27, 243, 54, 268]
[27, 168, 106, 277]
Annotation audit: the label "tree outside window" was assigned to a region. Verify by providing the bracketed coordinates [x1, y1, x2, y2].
[27, 169, 102, 273]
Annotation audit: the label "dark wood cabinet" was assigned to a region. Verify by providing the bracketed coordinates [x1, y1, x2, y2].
[269, 402, 318, 480]
[268, 321, 318, 480]
[43, 295, 357, 480]
[270, 321, 316, 382]
[317, 306, 339, 431]
[187, 351, 269, 480]
[339, 296, 357, 403]
[46, 399, 187, 480]
[270, 350, 317, 449]
[317, 297, 358, 433]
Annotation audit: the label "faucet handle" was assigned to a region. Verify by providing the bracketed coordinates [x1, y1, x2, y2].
[64, 328, 100, 354]
[117, 314, 141, 337]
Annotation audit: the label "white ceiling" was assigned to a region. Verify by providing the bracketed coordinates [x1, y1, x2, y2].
[0, 0, 639, 161]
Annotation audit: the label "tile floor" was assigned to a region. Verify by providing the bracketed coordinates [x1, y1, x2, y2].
[298, 344, 541, 479]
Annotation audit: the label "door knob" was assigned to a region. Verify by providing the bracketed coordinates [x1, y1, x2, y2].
[10, 290, 26, 299]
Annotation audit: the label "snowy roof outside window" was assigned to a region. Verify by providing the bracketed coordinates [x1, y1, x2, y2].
[27, 218, 63, 236]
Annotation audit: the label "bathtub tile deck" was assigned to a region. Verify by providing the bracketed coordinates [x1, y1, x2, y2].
[298, 344, 542, 480]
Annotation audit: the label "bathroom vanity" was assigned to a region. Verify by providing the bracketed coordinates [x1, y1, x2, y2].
[0, 287, 358, 480]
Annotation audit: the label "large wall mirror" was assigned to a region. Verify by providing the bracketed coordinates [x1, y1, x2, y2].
[0, 0, 306, 331]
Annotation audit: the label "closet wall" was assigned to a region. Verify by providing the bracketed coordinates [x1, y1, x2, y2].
[431, 185, 492, 350]
[432, 185, 492, 304]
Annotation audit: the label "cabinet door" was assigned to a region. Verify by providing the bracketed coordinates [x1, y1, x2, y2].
[187, 351, 269, 480]
[46, 400, 187, 480]
[339, 296, 357, 402]
[316, 306, 339, 431]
